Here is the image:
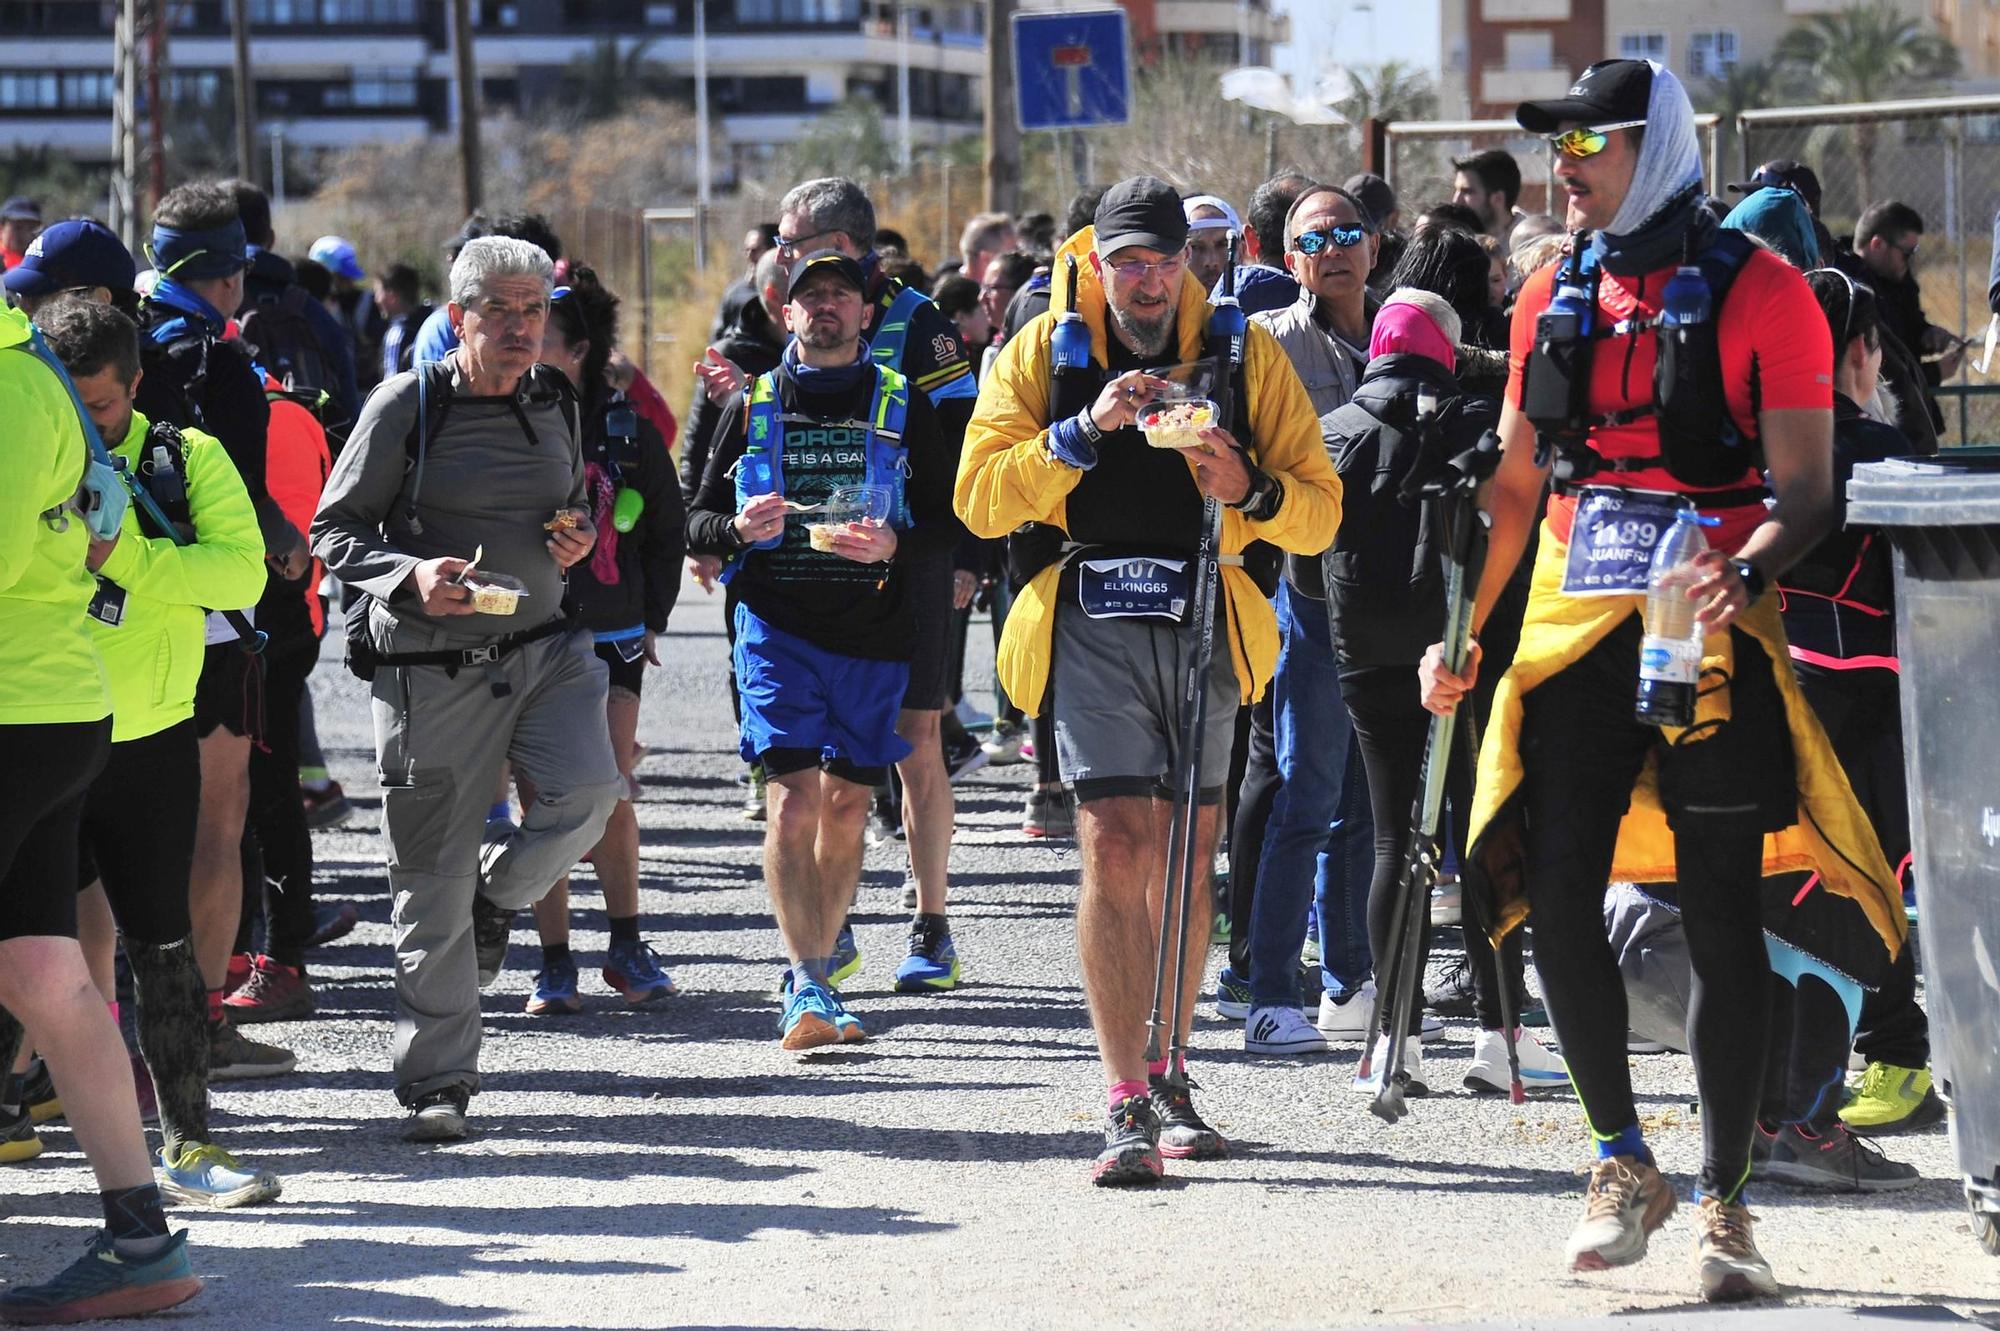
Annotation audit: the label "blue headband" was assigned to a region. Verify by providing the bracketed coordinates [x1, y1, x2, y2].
[148, 218, 249, 281]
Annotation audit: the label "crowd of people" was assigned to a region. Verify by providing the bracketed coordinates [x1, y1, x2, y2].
[0, 54, 1970, 1323]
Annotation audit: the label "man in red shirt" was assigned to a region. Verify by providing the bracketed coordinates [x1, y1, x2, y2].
[1420, 59, 1900, 1303]
[0, 196, 41, 271]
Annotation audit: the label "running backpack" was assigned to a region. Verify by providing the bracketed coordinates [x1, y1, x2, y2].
[239, 285, 335, 404]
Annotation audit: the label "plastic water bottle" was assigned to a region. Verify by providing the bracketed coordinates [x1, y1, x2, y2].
[1658, 261, 1712, 333]
[612, 486, 644, 533]
[1538, 247, 1595, 344]
[148, 442, 186, 511]
[1051, 254, 1090, 373]
[1208, 233, 1246, 369]
[1635, 510, 1719, 727]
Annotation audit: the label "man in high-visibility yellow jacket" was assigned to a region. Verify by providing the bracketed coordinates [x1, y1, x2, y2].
[956, 177, 1339, 1186]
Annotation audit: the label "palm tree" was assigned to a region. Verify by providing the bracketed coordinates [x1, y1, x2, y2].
[1695, 58, 1790, 182]
[1334, 60, 1438, 129]
[564, 37, 662, 122]
[1774, 2, 1959, 203]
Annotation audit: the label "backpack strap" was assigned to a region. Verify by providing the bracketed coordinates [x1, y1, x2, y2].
[400, 359, 455, 535]
[868, 364, 912, 528]
[868, 283, 930, 376]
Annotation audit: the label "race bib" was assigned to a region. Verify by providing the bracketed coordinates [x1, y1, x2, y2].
[1561, 488, 1693, 597]
[1077, 556, 1189, 622]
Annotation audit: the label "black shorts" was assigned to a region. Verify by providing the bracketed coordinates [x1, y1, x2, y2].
[901, 553, 954, 712]
[595, 638, 647, 696]
[761, 745, 888, 790]
[75, 720, 201, 945]
[193, 641, 265, 741]
[0, 719, 110, 942]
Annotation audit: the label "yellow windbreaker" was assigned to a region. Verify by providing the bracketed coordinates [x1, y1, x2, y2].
[955, 228, 1341, 716]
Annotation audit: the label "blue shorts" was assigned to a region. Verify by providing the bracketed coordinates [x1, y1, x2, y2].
[733, 602, 912, 770]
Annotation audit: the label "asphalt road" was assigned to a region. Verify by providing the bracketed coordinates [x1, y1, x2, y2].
[5, 571, 1996, 1330]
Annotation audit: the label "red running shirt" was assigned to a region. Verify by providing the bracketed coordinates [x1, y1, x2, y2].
[1506, 247, 1834, 555]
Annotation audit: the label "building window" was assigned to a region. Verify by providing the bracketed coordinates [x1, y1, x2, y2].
[60, 70, 116, 109]
[0, 71, 59, 109]
[169, 71, 224, 107]
[1687, 29, 1738, 79]
[1618, 32, 1667, 63]
[735, 0, 860, 22]
[325, 70, 420, 108]
[645, 2, 678, 22]
[1502, 29, 1554, 69]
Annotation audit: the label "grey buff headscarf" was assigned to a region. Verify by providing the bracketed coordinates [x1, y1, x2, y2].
[1604, 61, 1704, 239]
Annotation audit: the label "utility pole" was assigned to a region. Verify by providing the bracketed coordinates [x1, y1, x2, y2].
[983, 0, 1019, 214]
[112, 0, 140, 251]
[897, 3, 912, 174]
[695, 0, 711, 204]
[146, 4, 167, 221]
[450, 0, 482, 215]
[230, 0, 254, 183]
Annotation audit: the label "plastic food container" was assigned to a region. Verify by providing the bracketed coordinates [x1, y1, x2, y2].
[1139, 397, 1220, 450]
[463, 571, 528, 616]
[802, 484, 892, 551]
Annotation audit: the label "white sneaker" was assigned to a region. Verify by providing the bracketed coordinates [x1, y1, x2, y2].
[1244, 1005, 1329, 1055]
[1465, 1026, 1571, 1095]
[900, 873, 919, 911]
[1693, 1196, 1780, 1301]
[1316, 981, 1376, 1041]
[1430, 876, 1462, 926]
[1354, 1033, 1427, 1096]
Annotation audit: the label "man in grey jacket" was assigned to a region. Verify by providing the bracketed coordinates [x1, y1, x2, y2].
[1222, 182, 1385, 1057]
[311, 236, 623, 1142]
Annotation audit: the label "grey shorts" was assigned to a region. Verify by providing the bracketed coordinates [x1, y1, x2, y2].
[1050, 603, 1237, 804]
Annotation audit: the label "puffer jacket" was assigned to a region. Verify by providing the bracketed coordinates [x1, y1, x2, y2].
[1320, 351, 1496, 669]
[955, 226, 1342, 716]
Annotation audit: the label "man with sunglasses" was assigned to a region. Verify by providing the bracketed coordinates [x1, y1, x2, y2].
[1216, 182, 1383, 1057]
[1848, 200, 1959, 431]
[1420, 59, 1903, 1301]
[957, 175, 1340, 1185]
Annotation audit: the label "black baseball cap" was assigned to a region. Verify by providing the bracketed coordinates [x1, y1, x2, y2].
[1728, 159, 1823, 217]
[2, 219, 137, 297]
[1093, 176, 1189, 257]
[1516, 59, 1654, 134]
[786, 249, 866, 300]
[1342, 172, 1397, 230]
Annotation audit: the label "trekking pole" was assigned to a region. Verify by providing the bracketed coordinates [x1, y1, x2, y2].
[1357, 420, 1502, 1123]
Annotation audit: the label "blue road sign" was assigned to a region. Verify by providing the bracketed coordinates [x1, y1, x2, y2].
[1013, 8, 1131, 133]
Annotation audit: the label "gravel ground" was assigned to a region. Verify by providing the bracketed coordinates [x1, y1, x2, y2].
[5, 572, 1997, 1330]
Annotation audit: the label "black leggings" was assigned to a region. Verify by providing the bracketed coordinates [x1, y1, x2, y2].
[1226, 693, 1278, 974]
[1516, 617, 1784, 1201]
[1341, 664, 1524, 1035]
[238, 646, 317, 969]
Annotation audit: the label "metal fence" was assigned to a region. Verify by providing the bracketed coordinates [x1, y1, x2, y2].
[1740, 94, 2000, 446]
[1381, 116, 1722, 225]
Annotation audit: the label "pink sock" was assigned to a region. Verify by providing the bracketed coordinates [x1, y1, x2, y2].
[1108, 1079, 1148, 1113]
[106, 1000, 119, 1025]
[1147, 1055, 1185, 1079]
[205, 989, 224, 1024]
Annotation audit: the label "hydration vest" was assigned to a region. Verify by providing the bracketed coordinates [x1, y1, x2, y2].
[1522, 227, 1768, 502]
[721, 362, 911, 581]
[867, 283, 930, 374]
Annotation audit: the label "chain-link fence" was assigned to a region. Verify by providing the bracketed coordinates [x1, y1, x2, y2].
[1740, 94, 2000, 447]
[1382, 117, 1722, 226]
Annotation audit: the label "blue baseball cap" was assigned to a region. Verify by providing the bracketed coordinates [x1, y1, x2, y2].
[3, 219, 138, 298]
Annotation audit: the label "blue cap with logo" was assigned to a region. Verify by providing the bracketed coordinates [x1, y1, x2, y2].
[3, 219, 138, 297]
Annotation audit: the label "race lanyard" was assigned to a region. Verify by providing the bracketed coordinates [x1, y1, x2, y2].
[1077, 555, 1189, 622]
[1560, 487, 1694, 597]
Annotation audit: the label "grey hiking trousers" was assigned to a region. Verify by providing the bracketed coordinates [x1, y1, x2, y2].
[370, 610, 622, 1104]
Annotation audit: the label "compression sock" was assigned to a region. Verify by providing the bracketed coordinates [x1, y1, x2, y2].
[541, 942, 573, 971]
[100, 1183, 172, 1258]
[1595, 1122, 1653, 1166]
[205, 989, 224, 1025]
[1109, 1079, 1149, 1113]
[608, 914, 641, 946]
[129, 938, 213, 1156]
[487, 801, 512, 825]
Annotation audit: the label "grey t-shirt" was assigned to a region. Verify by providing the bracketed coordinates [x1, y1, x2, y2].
[311, 359, 584, 644]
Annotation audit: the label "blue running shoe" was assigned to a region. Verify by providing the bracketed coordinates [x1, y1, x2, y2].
[0, 1229, 203, 1324]
[894, 916, 961, 992]
[602, 939, 678, 1005]
[827, 924, 862, 988]
[1213, 965, 1251, 1021]
[828, 989, 869, 1043]
[525, 959, 581, 1015]
[156, 1142, 281, 1208]
[780, 981, 843, 1052]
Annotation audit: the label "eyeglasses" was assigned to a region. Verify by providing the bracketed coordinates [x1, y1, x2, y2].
[1292, 225, 1369, 255]
[1101, 251, 1186, 283]
[1889, 238, 1920, 262]
[1806, 267, 1873, 351]
[776, 227, 846, 258]
[1546, 120, 1647, 159]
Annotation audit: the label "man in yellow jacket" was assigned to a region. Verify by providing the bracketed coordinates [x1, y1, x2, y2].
[24, 297, 278, 1211]
[956, 177, 1339, 1185]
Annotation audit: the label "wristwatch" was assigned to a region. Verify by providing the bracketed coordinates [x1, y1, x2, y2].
[1230, 467, 1282, 520]
[1729, 557, 1766, 602]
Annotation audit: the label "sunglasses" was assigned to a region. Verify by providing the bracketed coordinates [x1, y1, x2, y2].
[1101, 252, 1186, 283]
[1292, 225, 1369, 255]
[1546, 120, 1647, 159]
[1806, 266, 1873, 350]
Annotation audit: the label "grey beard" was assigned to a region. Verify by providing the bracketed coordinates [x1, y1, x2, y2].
[1109, 301, 1175, 357]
